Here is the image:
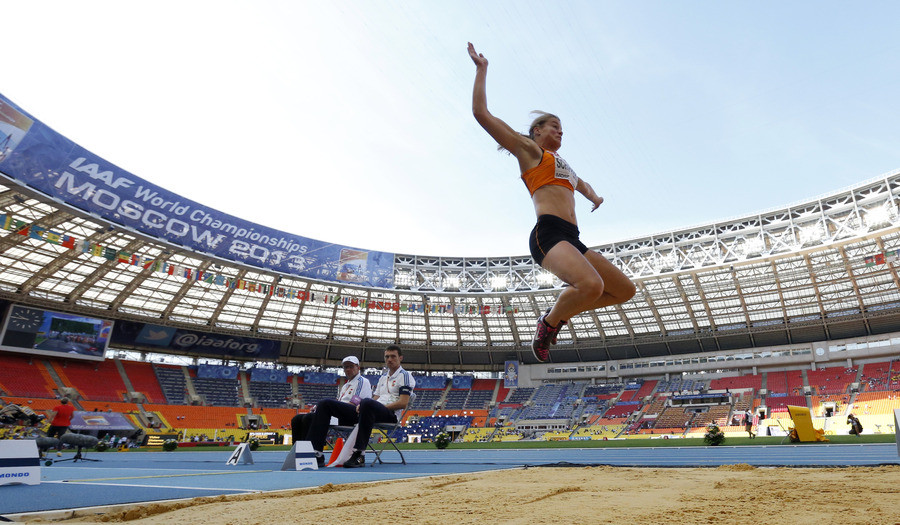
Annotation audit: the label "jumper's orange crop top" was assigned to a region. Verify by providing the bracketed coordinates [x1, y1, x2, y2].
[521, 149, 579, 197]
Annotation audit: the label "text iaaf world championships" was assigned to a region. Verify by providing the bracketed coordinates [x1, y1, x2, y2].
[52, 158, 313, 268]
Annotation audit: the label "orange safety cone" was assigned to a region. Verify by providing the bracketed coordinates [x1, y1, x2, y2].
[326, 437, 344, 466]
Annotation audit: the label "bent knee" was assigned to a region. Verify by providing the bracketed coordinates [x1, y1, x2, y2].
[619, 281, 637, 302]
[577, 278, 605, 300]
[359, 398, 379, 410]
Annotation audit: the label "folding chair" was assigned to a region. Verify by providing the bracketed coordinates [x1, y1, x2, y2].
[331, 392, 415, 467]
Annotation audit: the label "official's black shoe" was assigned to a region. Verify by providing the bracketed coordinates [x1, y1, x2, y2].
[343, 450, 365, 468]
[316, 453, 325, 468]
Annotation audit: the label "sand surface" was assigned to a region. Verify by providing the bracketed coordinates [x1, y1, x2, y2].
[46, 465, 900, 524]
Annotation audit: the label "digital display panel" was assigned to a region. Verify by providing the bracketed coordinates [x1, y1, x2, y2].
[0, 304, 113, 361]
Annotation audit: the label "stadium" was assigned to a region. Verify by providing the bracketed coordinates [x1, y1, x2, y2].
[1, 89, 899, 521]
[3, 3, 900, 521]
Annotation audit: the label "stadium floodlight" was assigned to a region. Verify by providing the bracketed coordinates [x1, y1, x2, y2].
[490, 275, 508, 290]
[394, 271, 415, 287]
[443, 274, 460, 290]
[651, 252, 678, 273]
[799, 224, 825, 245]
[743, 237, 765, 255]
[537, 271, 555, 286]
[863, 205, 891, 228]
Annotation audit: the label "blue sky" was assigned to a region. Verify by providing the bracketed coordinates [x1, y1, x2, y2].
[4, 1, 900, 257]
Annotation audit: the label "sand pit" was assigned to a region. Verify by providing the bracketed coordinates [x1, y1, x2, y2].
[48, 465, 900, 524]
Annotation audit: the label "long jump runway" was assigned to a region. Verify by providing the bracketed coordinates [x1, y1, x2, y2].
[1, 444, 897, 519]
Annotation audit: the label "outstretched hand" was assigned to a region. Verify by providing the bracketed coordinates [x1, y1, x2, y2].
[468, 42, 488, 68]
[590, 196, 605, 212]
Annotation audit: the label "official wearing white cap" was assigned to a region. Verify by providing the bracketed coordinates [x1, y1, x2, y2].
[291, 355, 372, 466]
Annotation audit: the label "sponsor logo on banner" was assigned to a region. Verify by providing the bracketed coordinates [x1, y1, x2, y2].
[0, 440, 40, 486]
[136, 325, 177, 346]
[0, 93, 394, 287]
[111, 322, 280, 360]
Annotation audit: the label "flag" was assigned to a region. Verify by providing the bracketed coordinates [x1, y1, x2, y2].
[45, 230, 62, 245]
[29, 226, 46, 240]
[865, 256, 875, 267]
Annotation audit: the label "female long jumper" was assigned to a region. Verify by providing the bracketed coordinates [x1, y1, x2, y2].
[468, 43, 636, 362]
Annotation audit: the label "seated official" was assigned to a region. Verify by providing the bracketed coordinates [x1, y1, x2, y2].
[344, 345, 416, 468]
[306, 345, 415, 468]
[293, 355, 372, 466]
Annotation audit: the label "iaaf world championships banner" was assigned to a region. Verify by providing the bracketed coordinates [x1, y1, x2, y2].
[0, 94, 394, 287]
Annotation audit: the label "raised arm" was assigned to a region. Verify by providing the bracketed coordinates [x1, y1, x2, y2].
[468, 43, 540, 166]
[575, 178, 605, 212]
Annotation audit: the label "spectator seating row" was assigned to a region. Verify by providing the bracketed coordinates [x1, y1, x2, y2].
[0, 354, 57, 398]
[807, 366, 857, 395]
[52, 359, 126, 402]
[709, 373, 763, 392]
[766, 370, 804, 395]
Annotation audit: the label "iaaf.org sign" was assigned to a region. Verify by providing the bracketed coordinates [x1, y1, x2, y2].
[111, 321, 280, 360]
[169, 331, 280, 360]
[0, 93, 394, 288]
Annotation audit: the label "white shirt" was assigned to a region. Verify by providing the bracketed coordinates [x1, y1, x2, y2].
[374, 366, 416, 420]
[337, 374, 373, 404]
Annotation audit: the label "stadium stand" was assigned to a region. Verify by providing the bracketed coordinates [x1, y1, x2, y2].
[463, 379, 496, 409]
[860, 361, 895, 391]
[192, 377, 242, 407]
[654, 406, 693, 429]
[766, 370, 804, 395]
[710, 373, 762, 392]
[765, 395, 806, 413]
[0, 354, 58, 398]
[257, 407, 298, 430]
[51, 359, 127, 402]
[247, 376, 292, 408]
[153, 364, 188, 405]
[120, 360, 166, 403]
[807, 365, 857, 395]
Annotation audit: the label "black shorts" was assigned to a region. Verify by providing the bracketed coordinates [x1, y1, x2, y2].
[47, 425, 69, 439]
[529, 214, 589, 266]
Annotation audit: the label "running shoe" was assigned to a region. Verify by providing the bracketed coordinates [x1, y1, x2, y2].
[547, 308, 567, 345]
[531, 310, 562, 363]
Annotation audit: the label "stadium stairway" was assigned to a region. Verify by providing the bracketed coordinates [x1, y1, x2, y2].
[183, 368, 199, 403]
[854, 365, 865, 390]
[113, 358, 136, 398]
[238, 371, 250, 405]
[41, 360, 68, 398]
[436, 382, 451, 409]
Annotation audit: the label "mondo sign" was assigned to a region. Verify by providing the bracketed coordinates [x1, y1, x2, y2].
[0, 94, 394, 287]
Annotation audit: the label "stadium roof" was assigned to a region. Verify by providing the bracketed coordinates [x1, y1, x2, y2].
[1, 167, 898, 371]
